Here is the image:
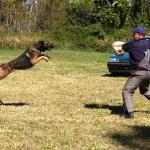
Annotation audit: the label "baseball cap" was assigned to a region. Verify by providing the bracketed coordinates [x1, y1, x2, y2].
[131, 26, 145, 35]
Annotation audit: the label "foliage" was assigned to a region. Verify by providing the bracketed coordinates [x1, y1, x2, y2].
[112, 0, 130, 28]
[0, 32, 54, 48]
[0, 0, 150, 50]
[0, 0, 65, 32]
[130, 0, 149, 27]
[0, 0, 37, 32]
[53, 24, 106, 50]
[94, 8, 120, 29]
[0, 24, 132, 52]
[38, 0, 66, 31]
[66, 0, 94, 26]
[0, 0, 150, 32]
[66, 0, 150, 29]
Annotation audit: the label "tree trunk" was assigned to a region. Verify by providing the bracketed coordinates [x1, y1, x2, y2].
[146, 0, 150, 20]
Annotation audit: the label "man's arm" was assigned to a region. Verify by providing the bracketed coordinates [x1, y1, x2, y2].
[122, 40, 134, 52]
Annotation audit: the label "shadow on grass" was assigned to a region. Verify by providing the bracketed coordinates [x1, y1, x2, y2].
[84, 103, 150, 115]
[0, 101, 29, 107]
[84, 103, 123, 115]
[102, 73, 130, 77]
[109, 125, 150, 149]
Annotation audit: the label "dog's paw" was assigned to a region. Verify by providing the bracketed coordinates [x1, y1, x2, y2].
[44, 57, 49, 62]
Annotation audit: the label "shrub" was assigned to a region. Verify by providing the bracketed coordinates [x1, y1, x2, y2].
[0, 26, 133, 52]
[94, 8, 120, 30]
[52, 24, 105, 50]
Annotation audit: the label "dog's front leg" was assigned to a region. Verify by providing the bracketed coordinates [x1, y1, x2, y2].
[40, 54, 51, 59]
[31, 55, 49, 65]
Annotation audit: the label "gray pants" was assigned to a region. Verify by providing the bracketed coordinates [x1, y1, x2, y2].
[122, 70, 150, 113]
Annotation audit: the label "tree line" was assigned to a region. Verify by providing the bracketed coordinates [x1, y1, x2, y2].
[0, 0, 150, 33]
[67, 0, 150, 30]
[0, 0, 150, 50]
[0, 0, 66, 32]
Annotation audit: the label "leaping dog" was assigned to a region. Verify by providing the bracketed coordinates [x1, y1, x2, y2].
[0, 40, 54, 80]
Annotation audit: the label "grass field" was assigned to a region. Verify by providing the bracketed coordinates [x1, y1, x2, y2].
[0, 49, 149, 150]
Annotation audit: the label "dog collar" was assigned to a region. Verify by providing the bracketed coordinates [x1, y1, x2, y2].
[29, 48, 40, 52]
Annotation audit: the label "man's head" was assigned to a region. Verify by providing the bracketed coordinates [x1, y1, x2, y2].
[131, 26, 145, 40]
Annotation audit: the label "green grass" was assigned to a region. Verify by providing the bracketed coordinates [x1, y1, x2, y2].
[0, 49, 149, 150]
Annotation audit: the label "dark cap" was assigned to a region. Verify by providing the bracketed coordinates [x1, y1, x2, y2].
[131, 26, 145, 35]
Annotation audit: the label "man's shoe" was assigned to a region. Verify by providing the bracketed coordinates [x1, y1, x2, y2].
[125, 112, 134, 119]
[123, 106, 134, 119]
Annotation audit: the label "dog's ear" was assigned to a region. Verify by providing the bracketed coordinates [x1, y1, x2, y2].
[33, 41, 44, 48]
[32, 40, 54, 51]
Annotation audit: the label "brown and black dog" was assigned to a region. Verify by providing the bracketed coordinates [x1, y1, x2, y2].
[0, 40, 54, 80]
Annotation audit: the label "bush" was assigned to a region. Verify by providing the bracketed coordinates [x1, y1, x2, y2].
[66, 0, 94, 26]
[94, 8, 120, 30]
[0, 32, 54, 49]
[77, 36, 97, 49]
[0, 26, 132, 52]
[52, 24, 106, 50]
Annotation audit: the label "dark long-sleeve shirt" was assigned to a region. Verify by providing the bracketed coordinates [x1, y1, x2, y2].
[122, 37, 150, 68]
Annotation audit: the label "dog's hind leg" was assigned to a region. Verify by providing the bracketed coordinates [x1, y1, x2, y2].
[0, 64, 14, 80]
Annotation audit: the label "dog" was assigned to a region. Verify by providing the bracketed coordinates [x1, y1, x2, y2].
[0, 40, 54, 80]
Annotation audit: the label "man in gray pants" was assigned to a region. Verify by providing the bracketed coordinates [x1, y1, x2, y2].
[115, 26, 150, 118]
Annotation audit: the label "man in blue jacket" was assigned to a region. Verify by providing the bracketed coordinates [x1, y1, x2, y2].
[116, 26, 150, 118]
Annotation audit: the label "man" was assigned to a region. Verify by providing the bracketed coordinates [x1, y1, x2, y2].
[114, 26, 150, 119]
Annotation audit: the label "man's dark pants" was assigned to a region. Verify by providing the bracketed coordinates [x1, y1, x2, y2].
[122, 70, 150, 113]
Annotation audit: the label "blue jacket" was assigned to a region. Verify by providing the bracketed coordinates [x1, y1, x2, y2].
[122, 37, 150, 68]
